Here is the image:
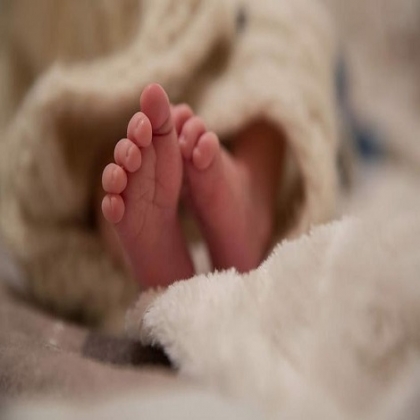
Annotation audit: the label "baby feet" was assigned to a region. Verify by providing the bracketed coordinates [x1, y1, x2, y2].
[102, 84, 193, 288]
[102, 84, 273, 289]
[178, 116, 271, 272]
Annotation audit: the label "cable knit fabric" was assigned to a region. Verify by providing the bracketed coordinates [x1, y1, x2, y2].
[0, 0, 338, 325]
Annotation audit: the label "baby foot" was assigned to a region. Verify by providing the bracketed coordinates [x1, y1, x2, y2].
[178, 116, 272, 272]
[102, 84, 193, 288]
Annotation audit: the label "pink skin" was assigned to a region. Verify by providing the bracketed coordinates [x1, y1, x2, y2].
[179, 117, 275, 272]
[102, 84, 193, 288]
[102, 84, 283, 287]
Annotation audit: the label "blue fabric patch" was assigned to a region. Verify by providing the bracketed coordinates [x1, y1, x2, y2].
[336, 58, 384, 160]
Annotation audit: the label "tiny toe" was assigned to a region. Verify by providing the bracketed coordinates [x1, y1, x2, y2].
[102, 194, 125, 224]
[114, 138, 142, 173]
[140, 84, 173, 135]
[102, 163, 128, 194]
[192, 132, 220, 170]
[172, 104, 193, 135]
[179, 116, 206, 160]
[127, 112, 153, 148]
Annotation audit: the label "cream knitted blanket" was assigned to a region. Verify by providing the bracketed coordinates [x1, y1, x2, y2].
[0, 0, 337, 325]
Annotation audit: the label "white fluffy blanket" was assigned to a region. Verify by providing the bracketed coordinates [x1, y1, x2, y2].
[124, 165, 420, 419]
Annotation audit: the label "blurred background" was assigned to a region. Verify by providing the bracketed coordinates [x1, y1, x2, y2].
[1, 0, 420, 177]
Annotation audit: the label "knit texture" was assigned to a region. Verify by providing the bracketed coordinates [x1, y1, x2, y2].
[0, 0, 338, 325]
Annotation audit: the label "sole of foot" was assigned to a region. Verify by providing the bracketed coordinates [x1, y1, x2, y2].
[102, 84, 193, 288]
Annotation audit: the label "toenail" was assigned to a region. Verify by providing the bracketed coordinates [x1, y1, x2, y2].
[135, 117, 142, 132]
[126, 144, 132, 158]
[135, 113, 143, 125]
